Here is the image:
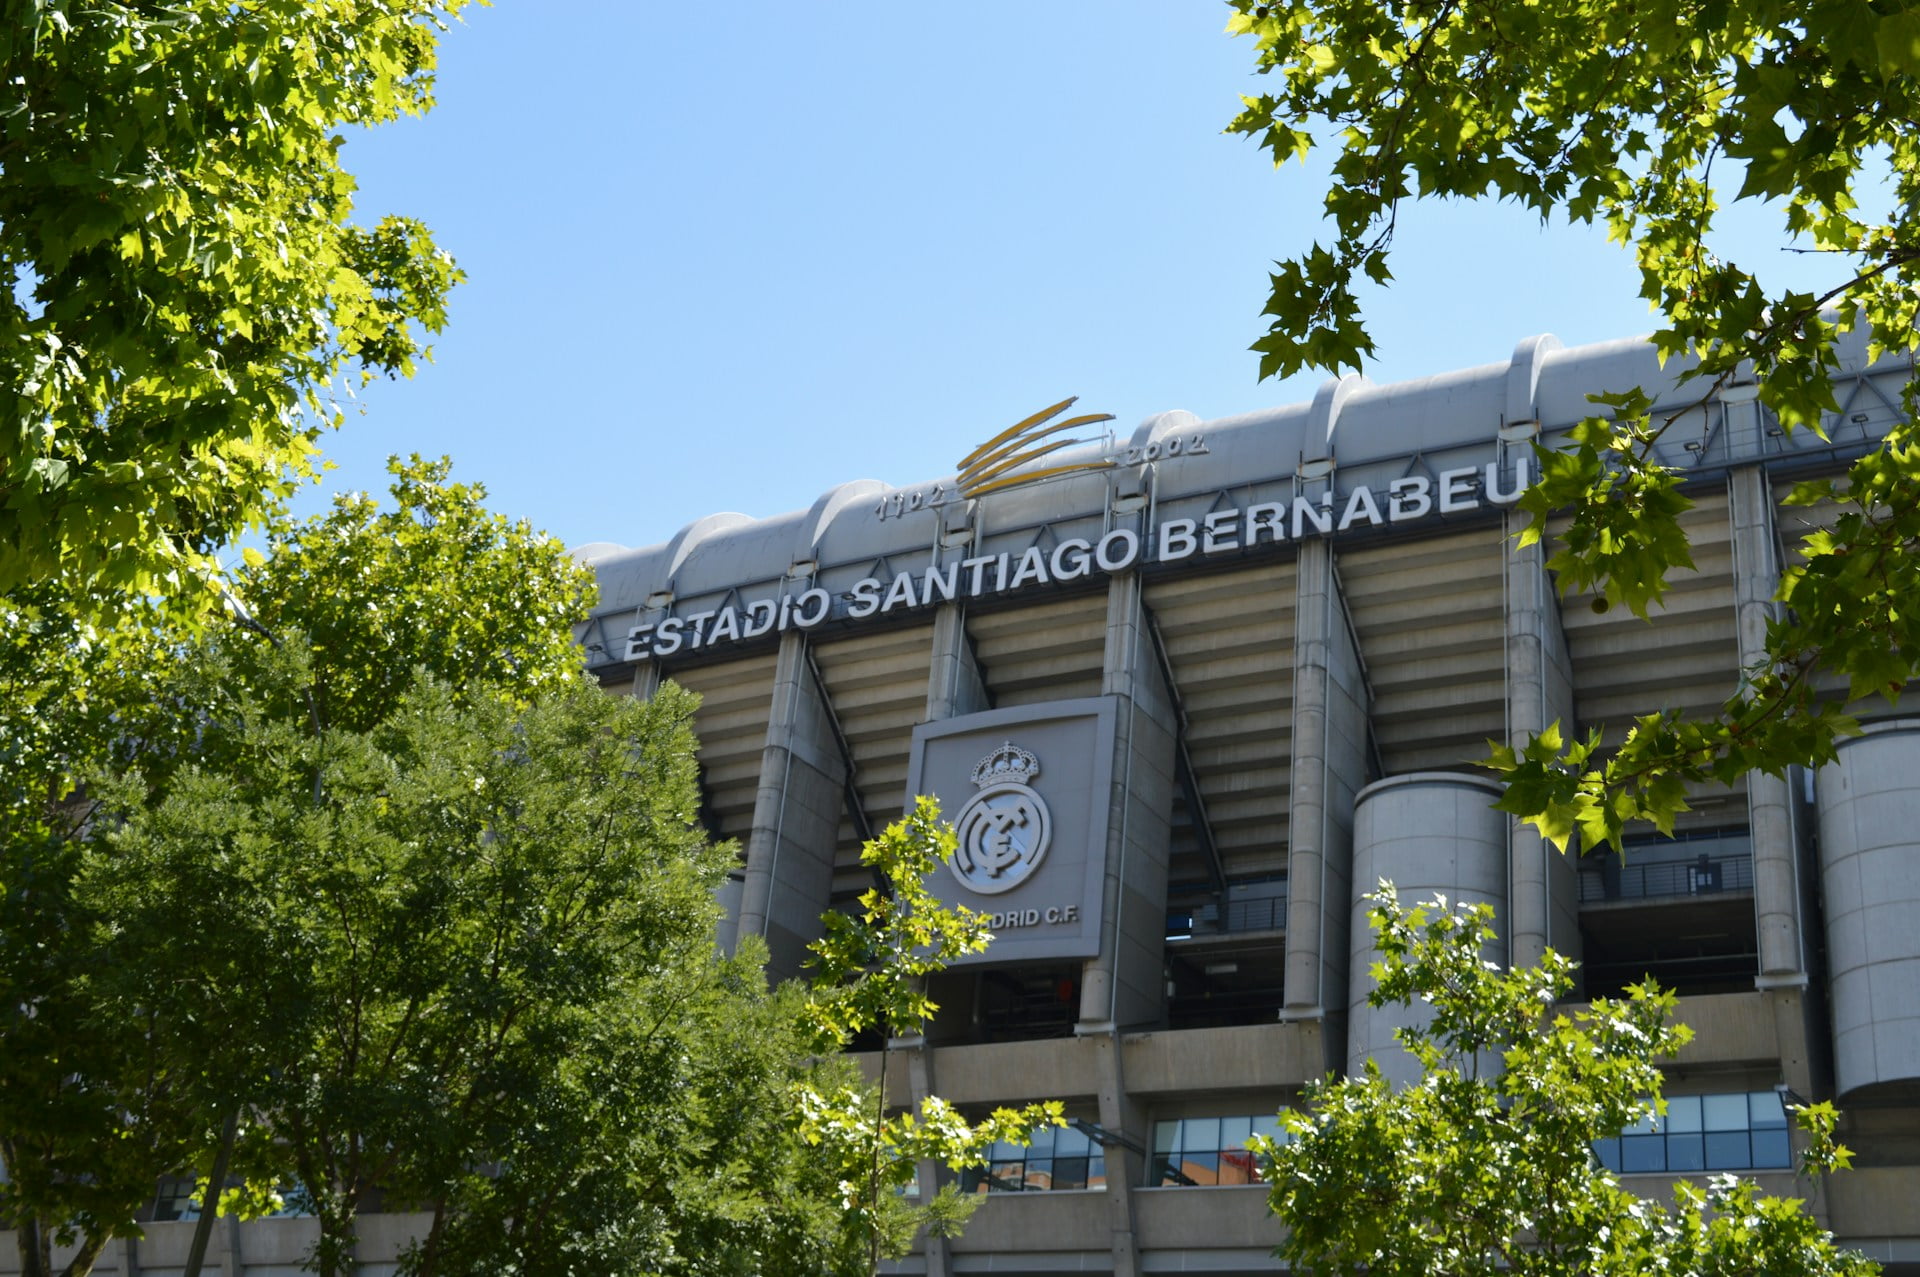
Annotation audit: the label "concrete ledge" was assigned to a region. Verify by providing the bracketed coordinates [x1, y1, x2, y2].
[920, 1035, 1105, 1106]
[1125, 1021, 1324, 1094]
[1556, 991, 1781, 1067]
[1133, 1184, 1284, 1254]
[946, 1189, 1110, 1254]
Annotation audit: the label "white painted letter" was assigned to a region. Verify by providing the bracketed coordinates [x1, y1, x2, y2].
[846, 577, 883, 618]
[1051, 538, 1093, 580]
[1159, 518, 1198, 561]
[1337, 485, 1385, 531]
[1388, 476, 1432, 521]
[1203, 509, 1240, 553]
[1439, 466, 1479, 513]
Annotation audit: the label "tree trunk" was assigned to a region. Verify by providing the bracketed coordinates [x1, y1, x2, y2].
[18, 1215, 50, 1277]
[55, 1232, 106, 1277]
[182, 1108, 239, 1277]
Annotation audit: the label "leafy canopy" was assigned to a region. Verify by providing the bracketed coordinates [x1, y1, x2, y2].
[801, 797, 1064, 1276]
[1228, 0, 1920, 847]
[1257, 886, 1875, 1277]
[0, 456, 598, 1277]
[0, 0, 467, 602]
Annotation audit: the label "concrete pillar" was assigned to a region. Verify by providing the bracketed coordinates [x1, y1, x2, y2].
[1282, 536, 1370, 1057]
[1091, 1030, 1144, 1277]
[1073, 568, 1179, 1277]
[1728, 465, 1808, 985]
[891, 1036, 953, 1277]
[926, 603, 989, 721]
[910, 602, 986, 1277]
[1504, 510, 1581, 972]
[628, 659, 662, 702]
[734, 631, 849, 979]
[1078, 569, 1178, 1032]
[1349, 773, 1508, 1085]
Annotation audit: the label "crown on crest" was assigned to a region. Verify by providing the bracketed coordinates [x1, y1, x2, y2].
[970, 741, 1040, 789]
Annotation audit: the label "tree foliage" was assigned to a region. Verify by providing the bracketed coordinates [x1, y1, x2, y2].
[1257, 886, 1876, 1277]
[801, 797, 1065, 1277]
[0, 459, 602, 1277]
[0, 0, 467, 601]
[1227, 0, 1920, 846]
[98, 670, 838, 1277]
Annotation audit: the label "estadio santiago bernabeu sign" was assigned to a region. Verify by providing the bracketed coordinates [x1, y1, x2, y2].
[621, 456, 1530, 662]
[906, 700, 1115, 966]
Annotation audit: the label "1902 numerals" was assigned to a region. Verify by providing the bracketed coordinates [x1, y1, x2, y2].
[873, 435, 1208, 521]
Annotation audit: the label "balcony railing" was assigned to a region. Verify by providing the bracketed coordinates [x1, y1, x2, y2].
[1167, 892, 1288, 938]
[1579, 853, 1753, 904]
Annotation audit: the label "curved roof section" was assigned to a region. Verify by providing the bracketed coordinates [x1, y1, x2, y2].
[585, 326, 1893, 618]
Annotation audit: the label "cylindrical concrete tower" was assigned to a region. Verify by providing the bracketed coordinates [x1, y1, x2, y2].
[1816, 720, 1920, 1096]
[1349, 772, 1508, 1083]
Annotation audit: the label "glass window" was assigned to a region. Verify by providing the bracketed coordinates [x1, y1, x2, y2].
[963, 1127, 1105, 1193]
[1595, 1092, 1795, 1174]
[1150, 1114, 1288, 1187]
[1703, 1094, 1748, 1131]
[1664, 1095, 1701, 1133]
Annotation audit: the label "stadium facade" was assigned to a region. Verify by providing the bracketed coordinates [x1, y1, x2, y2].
[573, 330, 1920, 1276]
[10, 331, 1916, 1277]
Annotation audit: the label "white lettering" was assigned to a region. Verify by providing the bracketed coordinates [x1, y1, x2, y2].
[653, 617, 685, 656]
[846, 577, 883, 619]
[1008, 546, 1049, 589]
[1159, 518, 1199, 561]
[706, 606, 740, 645]
[791, 588, 831, 628]
[993, 552, 1011, 592]
[1486, 453, 1530, 504]
[683, 610, 716, 648]
[743, 599, 777, 638]
[1246, 502, 1288, 545]
[961, 554, 996, 596]
[881, 571, 918, 613]
[1293, 494, 1333, 539]
[1337, 484, 1385, 531]
[1389, 476, 1432, 521]
[624, 624, 654, 661]
[1439, 466, 1479, 513]
[1051, 538, 1093, 580]
[1095, 528, 1141, 572]
[922, 561, 959, 605]
[1203, 509, 1240, 553]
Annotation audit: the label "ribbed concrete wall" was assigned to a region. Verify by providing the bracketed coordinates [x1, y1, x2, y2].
[1816, 720, 1920, 1096]
[1349, 772, 1508, 1083]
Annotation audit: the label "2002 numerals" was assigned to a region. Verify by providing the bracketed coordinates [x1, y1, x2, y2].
[874, 434, 1208, 521]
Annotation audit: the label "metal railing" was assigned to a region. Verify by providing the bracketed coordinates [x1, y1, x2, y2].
[1167, 892, 1288, 938]
[1579, 853, 1753, 904]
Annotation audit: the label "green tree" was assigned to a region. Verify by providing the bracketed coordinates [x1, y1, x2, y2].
[0, 458, 598, 1276]
[1, 1, 466, 601]
[801, 797, 1065, 1277]
[1226, 0, 1920, 845]
[1257, 885, 1876, 1277]
[96, 669, 832, 1277]
[0, 588, 208, 1277]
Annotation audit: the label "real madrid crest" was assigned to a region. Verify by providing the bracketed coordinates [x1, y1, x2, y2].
[949, 742, 1052, 895]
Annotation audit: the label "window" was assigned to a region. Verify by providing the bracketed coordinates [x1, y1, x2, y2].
[961, 1123, 1106, 1192]
[1593, 1091, 1791, 1174]
[1150, 1114, 1286, 1186]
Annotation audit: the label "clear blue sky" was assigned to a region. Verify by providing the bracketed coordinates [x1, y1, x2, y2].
[317, 1, 1836, 555]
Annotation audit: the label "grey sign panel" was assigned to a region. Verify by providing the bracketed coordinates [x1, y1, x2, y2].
[906, 698, 1116, 965]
